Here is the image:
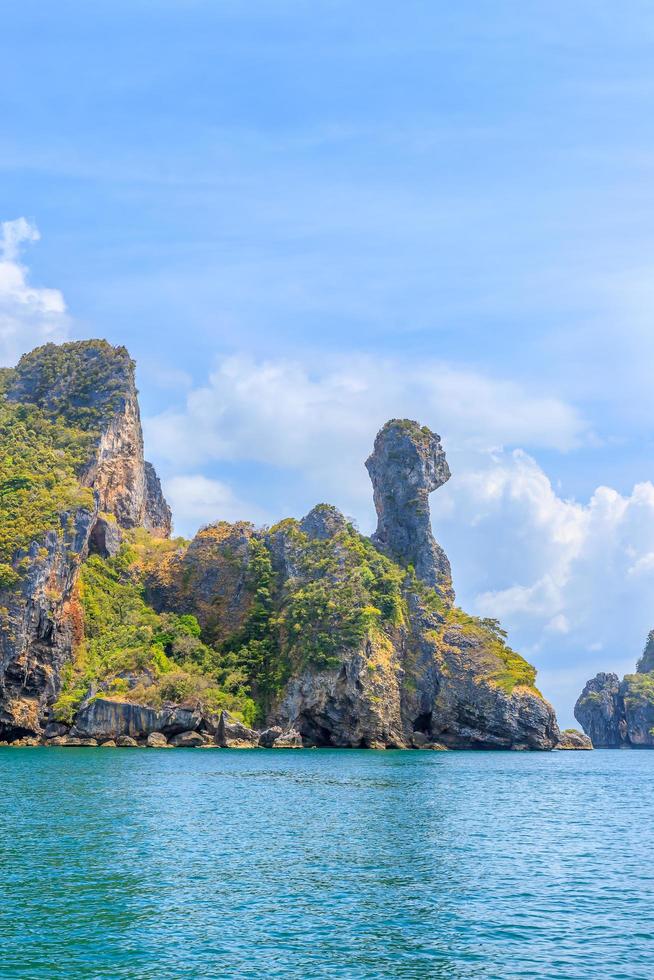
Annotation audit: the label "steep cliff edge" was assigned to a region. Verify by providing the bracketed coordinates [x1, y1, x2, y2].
[0, 341, 171, 737]
[575, 632, 654, 747]
[7, 341, 172, 537]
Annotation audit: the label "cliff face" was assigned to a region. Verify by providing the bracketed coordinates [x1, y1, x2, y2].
[0, 341, 171, 738]
[575, 674, 625, 747]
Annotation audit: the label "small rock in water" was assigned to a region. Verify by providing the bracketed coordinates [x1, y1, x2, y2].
[116, 735, 139, 747]
[215, 711, 260, 748]
[557, 729, 593, 750]
[170, 730, 204, 747]
[272, 729, 303, 748]
[146, 732, 170, 748]
[259, 726, 283, 748]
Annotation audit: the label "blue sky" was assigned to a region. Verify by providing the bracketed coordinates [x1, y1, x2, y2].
[4, 1, 654, 724]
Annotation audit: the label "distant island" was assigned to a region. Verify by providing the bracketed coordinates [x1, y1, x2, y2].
[0, 340, 589, 750]
[575, 632, 654, 747]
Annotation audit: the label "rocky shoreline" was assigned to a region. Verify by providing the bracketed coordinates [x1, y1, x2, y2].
[2, 702, 591, 751]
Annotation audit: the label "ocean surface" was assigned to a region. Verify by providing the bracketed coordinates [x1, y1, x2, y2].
[0, 747, 651, 979]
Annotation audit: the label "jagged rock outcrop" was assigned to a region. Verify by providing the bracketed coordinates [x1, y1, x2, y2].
[637, 630, 654, 673]
[0, 340, 171, 738]
[556, 728, 593, 750]
[88, 515, 122, 558]
[575, 630, 654, 747]
[7, 341, 172, 538]
[143, 461, 173, 537]
[0, 507, 95, 739]
[215, 711, 260, 748]
[146, 521, 255, 640]
[366, 419, 453, 601]
[575, 673, 624, 747]
[72, 698, 202, 741]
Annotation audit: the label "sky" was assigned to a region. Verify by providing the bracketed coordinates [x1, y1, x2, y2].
[3, 1, 654, 725]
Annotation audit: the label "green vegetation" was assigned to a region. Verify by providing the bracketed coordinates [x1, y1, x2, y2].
[52, 515, 433, 728]
[0, 340, 136, 570]
[270, 519, 407, 669]
[53, 544, 257, 725]
[6, 340, 133, 431]
[445, 607, 539, 695]
[0, 399, 95, 565]
[623, 673, 654, 707]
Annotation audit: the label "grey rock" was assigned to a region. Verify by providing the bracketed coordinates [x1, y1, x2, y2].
[43, 722, 69, 740]
[575, 673, 624, 747]
[637, 630, 654, 673]
[157, 704, 203, 737]
[365, 419, 453, 601]
[300, 504, 348, 541]
[115, 735, 139, 747]
[143, 461, 173, 538]
[557, 728, 593, 750]
[259, 726, 283, 748]
[170, 730, 204, 747]
[72, 698, 202, 741]
[0, 505, 97, 741]
[271, 729, 303, 748]
[215, 711, 260, 748]
[88, 516, 122, 558]
[145, 732, 170, 748]
[74, 699, 161, 740]
[47, 735, 98, 746]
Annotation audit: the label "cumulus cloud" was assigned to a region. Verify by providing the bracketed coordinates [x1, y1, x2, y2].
[0, 218, 69, 366]
[434, 450, 654, 723]
[164, 474, 269, 533]
[145, 353, 587, 518]
[145, 355, 654, 724]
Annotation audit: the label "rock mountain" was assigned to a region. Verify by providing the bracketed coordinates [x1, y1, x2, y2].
[0, 340, 562, 749]
[575, 631, 654, 747]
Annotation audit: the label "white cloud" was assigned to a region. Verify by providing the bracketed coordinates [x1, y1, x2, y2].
[145, 353, 587, 522]
[434, 450, 654, 724]
[163, 474, 269, 534]
[0, 218, 69, 366]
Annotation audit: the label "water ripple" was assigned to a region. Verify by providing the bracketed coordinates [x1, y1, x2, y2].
[0, 748, 652, 978]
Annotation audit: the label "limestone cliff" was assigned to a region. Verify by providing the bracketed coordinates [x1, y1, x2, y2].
[366, 419, 453, 602]
[138, 425, 559, 750]
[0, 340, 170, 738]
[575, 637, 654, 748]
[0, 347, 559, 749]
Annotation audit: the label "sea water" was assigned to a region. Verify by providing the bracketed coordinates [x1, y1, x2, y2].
[0, 747, 651, 979]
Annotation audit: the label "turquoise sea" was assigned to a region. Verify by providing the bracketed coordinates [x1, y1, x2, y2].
[0, 747, 651, 979]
